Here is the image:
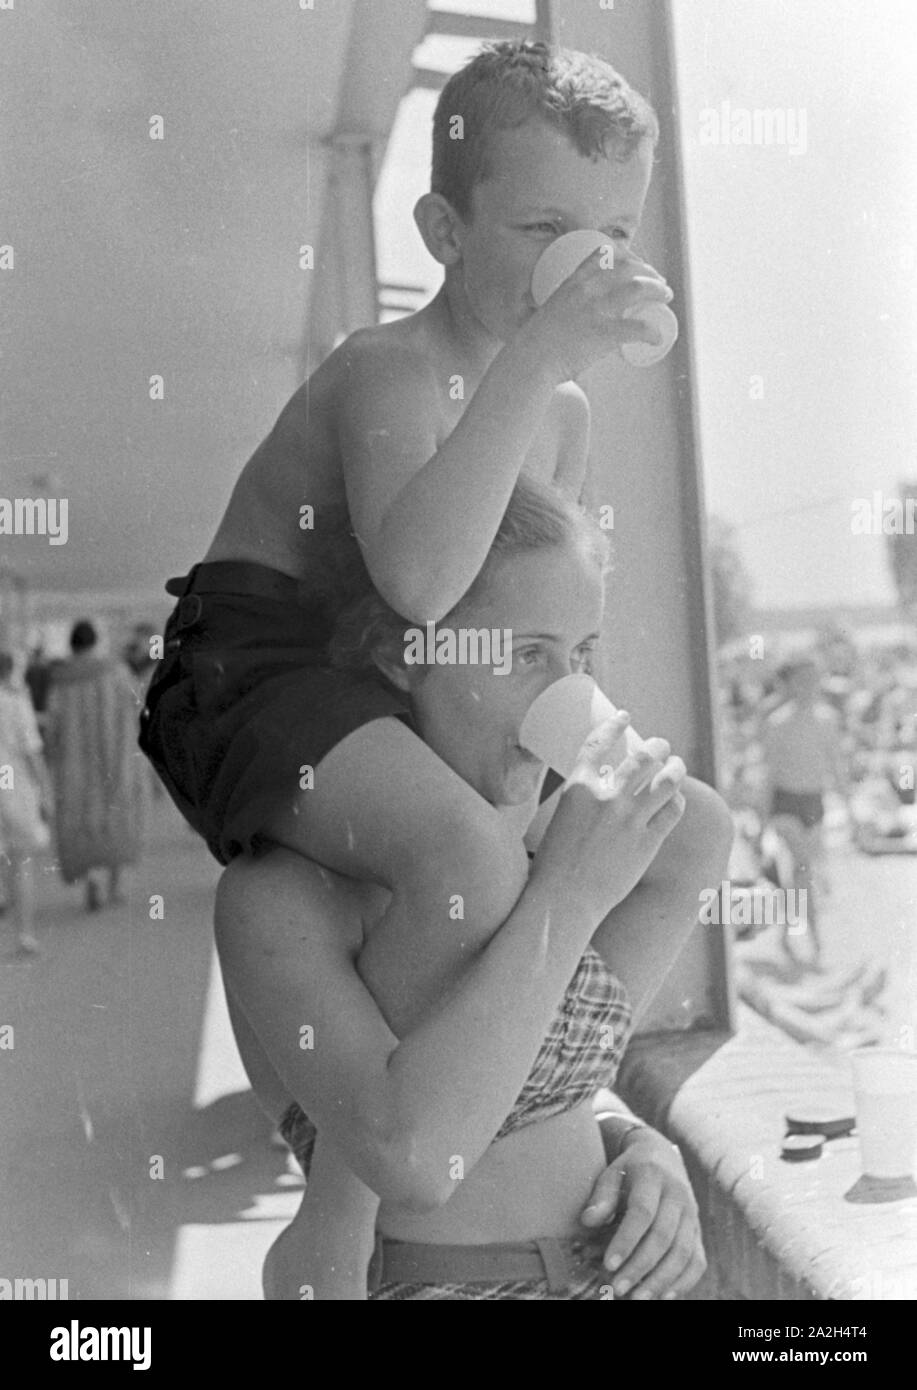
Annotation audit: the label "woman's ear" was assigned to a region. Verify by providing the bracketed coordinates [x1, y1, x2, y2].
[413, 193, 465, 267]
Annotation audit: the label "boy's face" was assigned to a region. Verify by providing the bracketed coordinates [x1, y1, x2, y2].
[454, 120, 654, 344]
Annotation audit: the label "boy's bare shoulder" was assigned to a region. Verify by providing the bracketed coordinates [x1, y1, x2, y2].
[332, 320, 442, 397]
[268, 322, 438, 439]
[326, 327, 445, 447]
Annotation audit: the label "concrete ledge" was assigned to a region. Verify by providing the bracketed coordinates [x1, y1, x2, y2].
[618, 1010, 917, 1300]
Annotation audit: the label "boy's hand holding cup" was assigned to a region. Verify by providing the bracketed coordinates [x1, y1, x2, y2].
[526, 229, 678, 381]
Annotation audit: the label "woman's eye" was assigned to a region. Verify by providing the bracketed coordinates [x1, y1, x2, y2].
[526, 223, 559, 235]
[515, 646, 543, 666]
[572, 645, 597, 672]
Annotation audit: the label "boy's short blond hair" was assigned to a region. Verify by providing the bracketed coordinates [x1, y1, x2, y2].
[432, 39, 659, 221]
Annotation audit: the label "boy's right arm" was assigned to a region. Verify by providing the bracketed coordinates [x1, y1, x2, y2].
[337, 332, 562, 621]
[338, 254, 672, 622]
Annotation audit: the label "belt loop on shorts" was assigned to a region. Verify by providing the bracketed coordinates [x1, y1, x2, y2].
[534, 1237, 573, 1294]
[166, 566, 203, 632]
[175, 592, 203, 631]
[164, 564, 200, 600]
[366, 1229, 385, 1296]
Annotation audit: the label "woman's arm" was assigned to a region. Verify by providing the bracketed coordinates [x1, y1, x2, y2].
[215, 742, 686, 1213]
[216, 847, 603, 1213]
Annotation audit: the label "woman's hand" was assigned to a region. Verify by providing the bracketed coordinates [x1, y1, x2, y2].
[531, 712, 687, 922]
[580, 1129, 707, 1300]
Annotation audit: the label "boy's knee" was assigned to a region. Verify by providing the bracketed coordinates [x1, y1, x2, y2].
[404, 802, 530, 908]
[666, 778, 734, 871]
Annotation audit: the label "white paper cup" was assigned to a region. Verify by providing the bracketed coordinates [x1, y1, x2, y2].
[620, 301, 678, 366]
[531, 229, 613, 305]
[530, 230, 678, 368]
[850, 1048, 917, 1179]
[517, 674, 646, 780]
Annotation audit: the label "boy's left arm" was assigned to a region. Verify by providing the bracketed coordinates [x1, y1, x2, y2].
[552, 382, 592, 501]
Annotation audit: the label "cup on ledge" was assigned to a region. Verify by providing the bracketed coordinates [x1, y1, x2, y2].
[849, 1048, 917, 1181]
[517, 673, 646, 781]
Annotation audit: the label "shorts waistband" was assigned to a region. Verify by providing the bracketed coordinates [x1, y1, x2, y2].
[165, 561, 316, 605]
[367, 1232, 607, 1295]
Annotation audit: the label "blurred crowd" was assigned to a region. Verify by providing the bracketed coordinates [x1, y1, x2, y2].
[0, 620, 156, 956]
[711, 626, 914, 1042]
[719, 629, 916, 810]
[717, 626, 917, 926]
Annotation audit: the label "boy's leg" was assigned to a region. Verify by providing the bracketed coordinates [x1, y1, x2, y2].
[222, 977, 377, 1300]
[529, 776, 734, 1021]
[263, 1134, 379, 1301]
[602, 776, 734, 1020]
[259, 717, 531, 1038]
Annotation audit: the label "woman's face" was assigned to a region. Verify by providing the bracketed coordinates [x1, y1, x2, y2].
[398, 542, 606, 806]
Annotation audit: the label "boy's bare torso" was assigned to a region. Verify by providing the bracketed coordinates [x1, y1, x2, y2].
[203, 308, 576, 582]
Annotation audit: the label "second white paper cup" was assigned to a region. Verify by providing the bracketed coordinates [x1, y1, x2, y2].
[850, 1048, 917, 1179]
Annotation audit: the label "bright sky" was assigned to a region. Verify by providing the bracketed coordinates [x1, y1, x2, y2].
[373, 0, 917, 612]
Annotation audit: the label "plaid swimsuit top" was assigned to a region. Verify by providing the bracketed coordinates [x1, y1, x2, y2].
[494, 943, 633, 1139]
[279, 945, 633, 1172]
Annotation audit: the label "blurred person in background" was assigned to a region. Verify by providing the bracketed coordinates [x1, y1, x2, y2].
[45, 620, 146, 911]
[123, 622, 158, 688]
[24, 643, 57, 737]
[0, 649, 51, 955]
[759, 654, 849, 962]
[123, 622, 166, 802]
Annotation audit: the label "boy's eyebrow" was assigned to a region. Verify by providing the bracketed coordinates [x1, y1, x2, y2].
[515, 206, 638, 231]
[511, 631, 601, 644]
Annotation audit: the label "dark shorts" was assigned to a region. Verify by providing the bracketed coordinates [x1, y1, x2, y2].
[771, 787, 824, 829]
[138, 561, 414, 865]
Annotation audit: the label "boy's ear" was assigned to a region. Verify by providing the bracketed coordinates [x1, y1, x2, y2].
[413, 193, 465, 267]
